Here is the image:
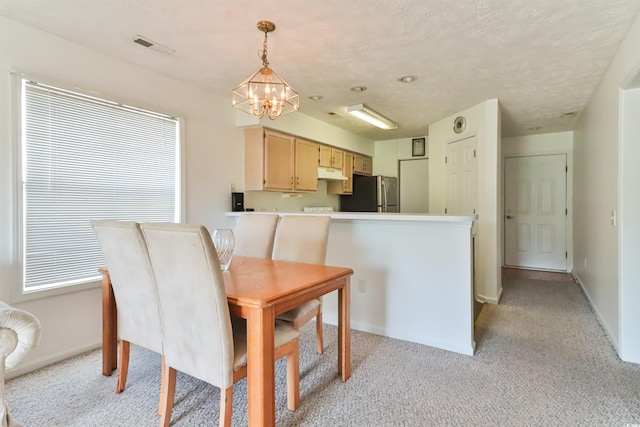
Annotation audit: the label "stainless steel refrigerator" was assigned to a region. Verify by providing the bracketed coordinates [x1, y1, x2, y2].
[340, 175, 398, 212]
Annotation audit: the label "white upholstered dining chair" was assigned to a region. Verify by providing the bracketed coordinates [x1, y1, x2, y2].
[140, 222, 300, 427]
[91, 220, 164, 395]
[233, 213, 279, 259]
[272, 215, 331, 354]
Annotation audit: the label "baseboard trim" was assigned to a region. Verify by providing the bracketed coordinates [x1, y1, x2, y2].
[571, 270, 620, 353]
[477, 285, 503, 304]
[5, 341, 102, 380]
[322, 317, 475, 356]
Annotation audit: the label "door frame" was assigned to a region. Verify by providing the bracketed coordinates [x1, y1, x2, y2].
[501, 138, 573, 273]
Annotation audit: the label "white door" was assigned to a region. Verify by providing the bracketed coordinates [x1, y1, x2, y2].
[399, 158, 429, 213]
[446, 136, 477, 214]
[504, 155, 567, 270]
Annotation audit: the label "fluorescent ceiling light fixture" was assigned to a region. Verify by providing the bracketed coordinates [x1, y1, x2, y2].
[347, 104, 398, 130]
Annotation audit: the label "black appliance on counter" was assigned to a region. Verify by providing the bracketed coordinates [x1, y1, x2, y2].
[340, 175, 398, 212]
[231, 192, 244, 212]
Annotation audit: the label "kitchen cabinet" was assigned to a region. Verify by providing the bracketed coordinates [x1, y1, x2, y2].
[353, 154, 373, 176]
[327, 152, 354, 195]
[244, 127, 319, 192]
[294, 138, 320, 191]
[319, 145, 344, 169]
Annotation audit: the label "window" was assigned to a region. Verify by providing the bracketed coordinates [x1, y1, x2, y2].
[20, 78, 180, 292]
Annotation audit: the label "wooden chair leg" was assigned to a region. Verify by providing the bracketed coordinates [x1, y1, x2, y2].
[159, 367, 176, 427]
[219, 386, 233, 427]
[116, 340, 130, 393]
[315, 311, 324, 354]
[158, 356, 167, 416]
[287, 338, 300, 411]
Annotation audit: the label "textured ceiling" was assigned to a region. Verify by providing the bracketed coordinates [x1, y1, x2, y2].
[1, 0, 639, 140]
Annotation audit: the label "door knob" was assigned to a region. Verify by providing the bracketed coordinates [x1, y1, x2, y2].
[505, 215, 513, 219]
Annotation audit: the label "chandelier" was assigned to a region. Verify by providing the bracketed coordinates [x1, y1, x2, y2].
[232, 21, 299, 119]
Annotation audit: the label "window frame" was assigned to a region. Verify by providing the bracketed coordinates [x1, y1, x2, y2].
[10, 73, 185, 303]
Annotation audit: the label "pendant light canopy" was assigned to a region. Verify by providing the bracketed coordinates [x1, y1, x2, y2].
[232, 21, 299, 120]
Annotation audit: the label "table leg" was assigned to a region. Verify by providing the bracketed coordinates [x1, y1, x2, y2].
[100, 269, 117, 376]
[246, 305, 276, 427]
[337, 278, 351, 381]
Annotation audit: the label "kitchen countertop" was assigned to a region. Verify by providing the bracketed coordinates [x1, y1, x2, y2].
[226, 211, 477, 223]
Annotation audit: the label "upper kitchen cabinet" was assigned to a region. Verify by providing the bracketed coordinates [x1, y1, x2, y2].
[353, 154, 373, 176]
[319, 145, 344, 169]
[327, 151, 354, 195]
[244, 127, 318, 192]
[294, 138, 320, 192]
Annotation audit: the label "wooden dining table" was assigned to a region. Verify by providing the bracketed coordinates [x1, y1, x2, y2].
[100, 255, 353, 426]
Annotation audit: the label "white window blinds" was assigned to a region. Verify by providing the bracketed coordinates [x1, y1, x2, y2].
[22, 79, 179, 290]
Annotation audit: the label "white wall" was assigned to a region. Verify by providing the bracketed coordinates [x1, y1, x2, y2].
[502, 131, 574, 272]
[573, 13, 640, 362]
[245, 181, 340, 213]
[323, 217, 476, 356]
[502, 132, 573, 156]
[373, 136, 428, 177]
[0, 17, 244, 376]
[429, 100, 502, 303]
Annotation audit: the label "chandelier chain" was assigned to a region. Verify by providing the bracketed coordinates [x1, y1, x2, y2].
[260, 30, 269, 68]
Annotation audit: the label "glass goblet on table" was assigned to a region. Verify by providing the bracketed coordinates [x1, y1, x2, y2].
[212, 228, 235, 271]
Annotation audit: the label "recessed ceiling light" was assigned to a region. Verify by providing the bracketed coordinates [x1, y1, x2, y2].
[398, 75, 417, 83]
[562, 111, 577, 117]
[309, 95, 323, 101]
[350, 86, 367, 92]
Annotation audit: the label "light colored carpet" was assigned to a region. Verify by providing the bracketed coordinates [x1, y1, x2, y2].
[6, 275, 640, 426]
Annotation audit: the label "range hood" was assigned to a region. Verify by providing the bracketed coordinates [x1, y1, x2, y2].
[317, 167, 348, 181]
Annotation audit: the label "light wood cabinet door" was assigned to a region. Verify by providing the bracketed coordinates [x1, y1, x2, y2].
[354, 154, 373, 176]
[331, 148, 344, 169]
[327, 152, 354, 195]
[319, 145, 333, 168]
[319, 145, 344, 169]
[295, 138, 319, 192]
[264, 130, 295, 191]
[244, 128, 318, 192]
[343, 152, 354, 193]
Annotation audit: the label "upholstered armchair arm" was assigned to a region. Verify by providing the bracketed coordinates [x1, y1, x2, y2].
[1, 301, 41, 427]
[0, 302, 41, 369]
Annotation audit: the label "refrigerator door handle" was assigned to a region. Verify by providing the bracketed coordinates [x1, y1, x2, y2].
[381, 180, 388, 211]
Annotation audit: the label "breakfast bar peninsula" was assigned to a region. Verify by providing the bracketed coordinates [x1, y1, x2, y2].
[229, 212, 477, 356]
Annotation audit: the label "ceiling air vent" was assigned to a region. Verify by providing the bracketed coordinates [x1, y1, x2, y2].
[133, 35, 175, 55]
